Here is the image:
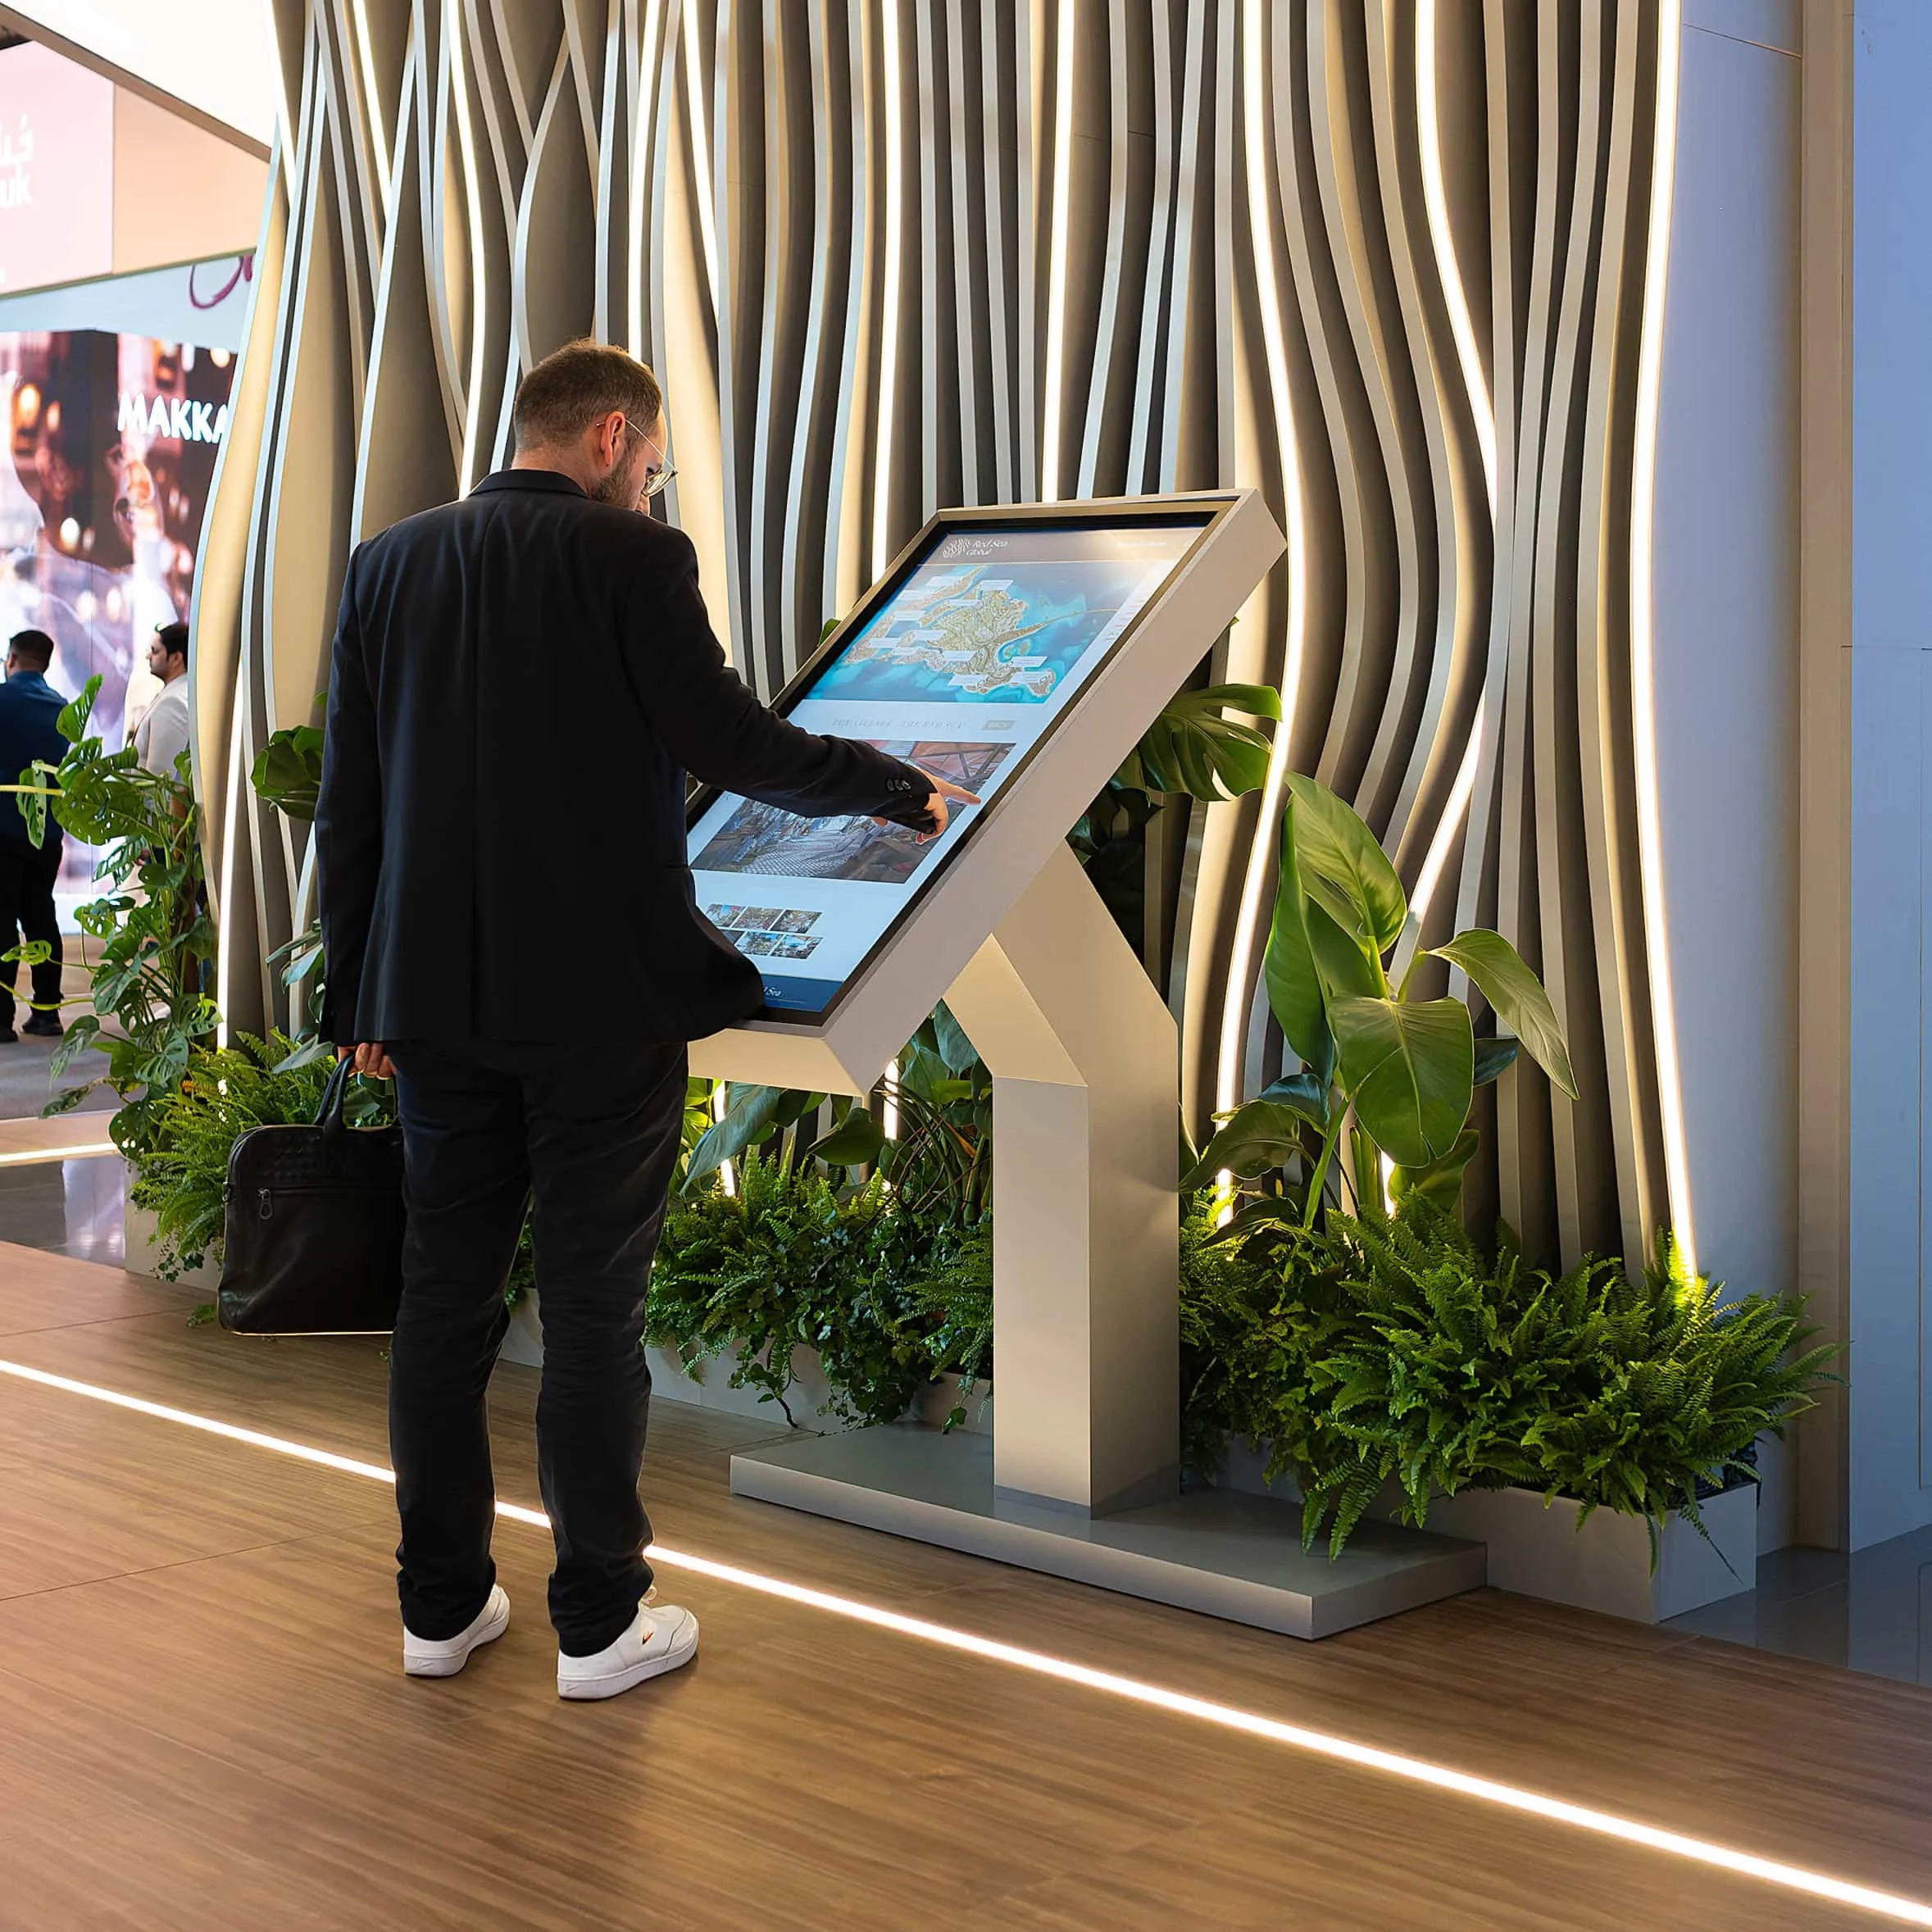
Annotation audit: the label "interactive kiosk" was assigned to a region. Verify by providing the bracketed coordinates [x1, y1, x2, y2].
[693, 493, 1483, 1638]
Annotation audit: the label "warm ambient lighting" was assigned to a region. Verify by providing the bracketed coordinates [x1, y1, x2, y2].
[682, 0, 722, 320]
[1037, 0, 1077, 502]
[627, 0, 668, 357]
[1400, 0, 1497, 958]
[1215, 0, 1309, 1148]
[0, 1143, 117, 1167]
[447, 0, 489, 493]
[1628, 0, 1696, 1273]
[2, 1353, 1930, 1929]
[870, 0, 906, 579]
[1407, 712, 1485, 939]
[351, 0, 393, 211]
[1416, 0, 1497, 516]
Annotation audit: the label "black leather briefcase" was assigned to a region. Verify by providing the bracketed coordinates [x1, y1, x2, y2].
[217, 1057, 407, 1335]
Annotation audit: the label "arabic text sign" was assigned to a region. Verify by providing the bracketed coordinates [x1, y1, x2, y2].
[0, 43, 114, 293]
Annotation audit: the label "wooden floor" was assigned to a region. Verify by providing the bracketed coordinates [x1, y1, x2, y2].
[1, 1243, 1929, 1930]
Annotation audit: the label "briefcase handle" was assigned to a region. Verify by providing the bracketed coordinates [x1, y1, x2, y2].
[316, 1057, 354, 1139]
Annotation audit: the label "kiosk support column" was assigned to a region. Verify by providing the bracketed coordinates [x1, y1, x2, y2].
[945, 841, 1180, 1516]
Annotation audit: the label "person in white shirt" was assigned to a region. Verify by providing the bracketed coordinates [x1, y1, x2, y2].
[132, 621, 192, 780]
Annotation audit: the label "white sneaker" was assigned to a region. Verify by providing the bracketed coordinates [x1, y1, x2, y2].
[402, 1584, 511, 1678]
[557, 1598, 699, 1701]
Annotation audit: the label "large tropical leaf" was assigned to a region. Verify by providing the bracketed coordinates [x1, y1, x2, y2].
[1121, 684, 1280, 800]
[1256, 1069, 1332, 1119]
[251, 725, 325, 821]
[56, 675, 100, 746]
[805, 1105, 888, 1167]
[930, 1001, 980, 1076]
[1284, 773, 1407, 952]
[1473, 1034, 1519, 1088]
[1261, 796, 1331, 1077]
[11, 761, 52, 844]
[1330, 996, 1474, 1167]
[1431, 928, 1579, 1098]
[1389, 1127, 1480, 1210]
[1180, 1097, 1322, 1191]
[1305, 895, 1382, 1002]
[682, 1084, 823, 1189]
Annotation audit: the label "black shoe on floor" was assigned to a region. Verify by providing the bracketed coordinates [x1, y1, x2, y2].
[20, 1012, 63, 1039]
[0, 1026, 16, 1044]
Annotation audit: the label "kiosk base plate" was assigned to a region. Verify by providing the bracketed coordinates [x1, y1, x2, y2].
[730, 1424, 1486, 1639]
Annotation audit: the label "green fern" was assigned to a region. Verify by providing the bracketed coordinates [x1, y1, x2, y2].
[645, 1152, 989, 1428]
[1197, 1202, 1839, 1561]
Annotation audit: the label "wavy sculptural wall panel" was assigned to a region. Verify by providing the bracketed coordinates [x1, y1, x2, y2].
[195, 0, 1685, 1270]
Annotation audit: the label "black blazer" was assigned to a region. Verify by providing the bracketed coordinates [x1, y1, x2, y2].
[315, 469, 930, 1044]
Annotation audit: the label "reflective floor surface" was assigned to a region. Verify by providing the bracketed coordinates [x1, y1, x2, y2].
[1668, 1532, 1932, 1689]
[0, 1153, 125, 1266]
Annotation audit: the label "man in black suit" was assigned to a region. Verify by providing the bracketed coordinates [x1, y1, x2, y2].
[315, 340, 971, 1701]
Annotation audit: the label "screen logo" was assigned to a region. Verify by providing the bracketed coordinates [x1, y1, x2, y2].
[117, 391, 230, 446]
[939, 534, 1008, 559]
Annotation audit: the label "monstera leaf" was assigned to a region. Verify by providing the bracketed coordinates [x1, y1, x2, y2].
[1122, 684, 1280, 800]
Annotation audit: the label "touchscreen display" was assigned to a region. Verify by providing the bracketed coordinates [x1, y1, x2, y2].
[686, 516, 1209, 1016]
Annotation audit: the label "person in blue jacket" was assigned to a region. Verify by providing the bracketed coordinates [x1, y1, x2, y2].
[0, 629, 67, 1043]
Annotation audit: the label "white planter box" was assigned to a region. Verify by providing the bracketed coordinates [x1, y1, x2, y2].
[1212, 1440, 1757, 1624]
[1407, 1481, 1757, 1624]
[501, 1291, 989, 1436]
[120, 1167, 221, 1291]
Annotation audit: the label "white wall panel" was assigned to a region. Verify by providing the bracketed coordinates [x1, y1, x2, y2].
[199, 0, 1695, 1284]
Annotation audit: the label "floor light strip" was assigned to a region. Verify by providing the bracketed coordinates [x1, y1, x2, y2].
[2, 1353, 1929, 1928]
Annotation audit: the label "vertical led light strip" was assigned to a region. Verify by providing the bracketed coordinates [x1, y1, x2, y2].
[351, 0, 392, 209]
[870, 0, 907, 577]
[214, 701, 248, 1051]
[1409, 723, 1485, 936]
[1037, 0, 1077, 502]
[1627, 0, 1694, 1271]
[1213, 0, 1307, 1129]
[1404, 0, 1497, 943]
[628, 0, 668, 356]
[713, 1081, 737, 1198]
[447, 0, 489, 493]
[1416, 0, 1496, 514]
[682, 0, 722, 317]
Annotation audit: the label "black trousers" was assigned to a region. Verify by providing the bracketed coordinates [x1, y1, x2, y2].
[0, 834, 61, 1030]
[386, 1037, 689, 1655]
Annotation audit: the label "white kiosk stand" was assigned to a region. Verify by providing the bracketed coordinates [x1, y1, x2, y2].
[689, 493, 1482, 1638]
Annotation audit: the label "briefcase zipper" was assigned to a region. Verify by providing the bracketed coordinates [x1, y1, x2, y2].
[243, 1183, 391, 1220]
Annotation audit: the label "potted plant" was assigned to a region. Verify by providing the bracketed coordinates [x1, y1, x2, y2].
[1177, 773, 1837, 1620]
[6, 676, 219, 1276]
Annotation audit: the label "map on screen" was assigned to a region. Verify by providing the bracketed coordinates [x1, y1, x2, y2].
[686, 516, 1209, 1017]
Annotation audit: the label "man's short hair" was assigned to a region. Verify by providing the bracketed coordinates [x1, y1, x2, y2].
[511, 340, 661, 452]
[156, 621, 189, 665]
[7, 629, 53, 673]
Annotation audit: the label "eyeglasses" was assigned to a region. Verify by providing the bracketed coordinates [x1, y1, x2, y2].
[620, 416, 678, 500]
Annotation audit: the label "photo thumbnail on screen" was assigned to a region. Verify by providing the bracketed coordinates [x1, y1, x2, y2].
[693, 739, 1011, 888]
